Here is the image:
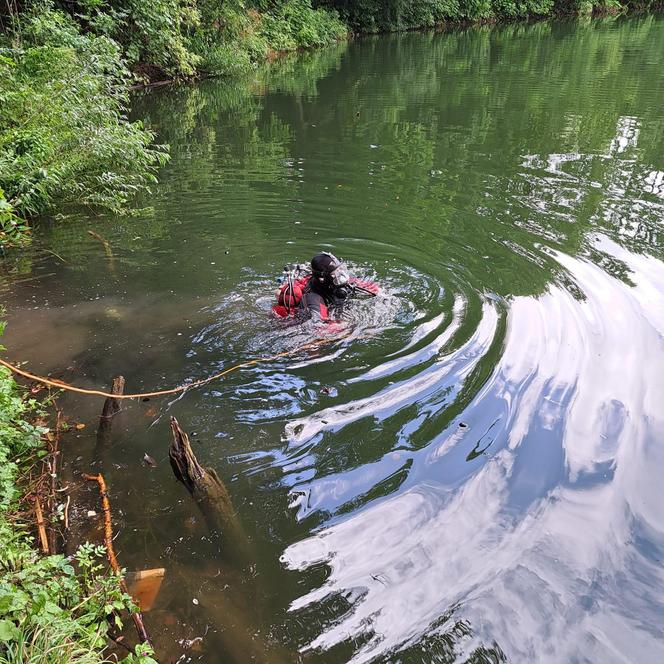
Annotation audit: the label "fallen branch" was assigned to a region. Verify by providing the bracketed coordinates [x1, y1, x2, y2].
[34, 497, 49, 554]
[0, 337, 341, 400]
[82, 473, 152, 648]
[87, 230, 117, 277]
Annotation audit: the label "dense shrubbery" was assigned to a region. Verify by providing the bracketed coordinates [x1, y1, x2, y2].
[314, 0, 559, 32]
[314, 0, 663, 31]
[0, 2, 169, 234]
[0, 0, 346, 240]
[190, 0, 346, 76]
[0, 357, 156, 663]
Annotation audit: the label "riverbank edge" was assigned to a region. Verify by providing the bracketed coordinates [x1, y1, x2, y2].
[2, 3, 663, 245]
[0, 363, 155, 663]
[131, 4, 662, 89]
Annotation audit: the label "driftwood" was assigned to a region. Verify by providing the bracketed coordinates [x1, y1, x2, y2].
[169, 417, 251, 566]
[82, 473, 152, 648]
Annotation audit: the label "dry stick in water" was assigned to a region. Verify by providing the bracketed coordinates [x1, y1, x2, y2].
[82, 473, 152, 648]
[0, 336, 338, 400]
[64, 494, 71, 531]
[34, 497, 49, 554]
[47, 408, 63, 553]
[87, 230, 117, 277]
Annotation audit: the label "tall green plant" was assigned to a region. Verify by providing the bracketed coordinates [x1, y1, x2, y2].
[0, 3, 169, 220]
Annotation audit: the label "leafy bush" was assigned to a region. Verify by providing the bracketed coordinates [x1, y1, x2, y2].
[194, 36, 255, 75]
[0, 361, 157, 663]
[74, 0, 202, 77]
[498, 0, 554, 15]
[265, 0, 347, 48]
[0, 188, 29, 246]
[0, 3, 169, 220]
[193, 0, 345, 77]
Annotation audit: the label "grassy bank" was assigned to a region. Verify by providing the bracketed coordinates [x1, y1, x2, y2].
[0, 358, 155, 663]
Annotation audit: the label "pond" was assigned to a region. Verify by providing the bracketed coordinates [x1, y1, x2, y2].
[4, 14, 664, 663]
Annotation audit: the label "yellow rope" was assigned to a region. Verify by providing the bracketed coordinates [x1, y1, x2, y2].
[0, 338, 329, 400]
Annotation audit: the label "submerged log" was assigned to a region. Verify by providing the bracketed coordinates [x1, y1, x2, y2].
[169, 417, 251, 566]
[168, 418, 294, 663]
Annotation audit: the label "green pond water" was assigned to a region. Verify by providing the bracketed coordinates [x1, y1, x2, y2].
[4, 14, 664, 663]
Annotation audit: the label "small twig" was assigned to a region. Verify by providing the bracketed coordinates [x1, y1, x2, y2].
[34, 497, 50, 554]
[82, 473, 152, 648]
[42, 248, 68, 263]
[64, 495, 71, 530]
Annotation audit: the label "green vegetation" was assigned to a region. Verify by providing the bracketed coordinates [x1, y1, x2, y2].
[0, 347, 155, 663]
[0, 0, 345, 242]
[0, 2, 169, 240]
[1, 0, 662, 243]
[319, 0, 662, 31]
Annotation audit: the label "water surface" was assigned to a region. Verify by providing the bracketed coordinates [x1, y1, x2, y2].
[4, 15, 664, 663]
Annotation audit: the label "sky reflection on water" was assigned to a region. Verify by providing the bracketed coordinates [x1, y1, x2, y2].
[284, 237, 664, 662]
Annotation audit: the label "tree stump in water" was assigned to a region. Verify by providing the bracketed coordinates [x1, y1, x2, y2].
[169, 416, 250, 566]
[96, 376, 125, 459]
[168, 418, 294, 664]
[100, 375, 125, 421]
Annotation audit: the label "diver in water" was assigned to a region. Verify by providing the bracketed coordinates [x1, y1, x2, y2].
[273, 252, 379, 322]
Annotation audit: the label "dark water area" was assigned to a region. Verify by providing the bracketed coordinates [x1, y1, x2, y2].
[4, 14, 664, 663]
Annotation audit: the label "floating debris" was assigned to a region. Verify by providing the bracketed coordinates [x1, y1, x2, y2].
[143, 453, 157, 468]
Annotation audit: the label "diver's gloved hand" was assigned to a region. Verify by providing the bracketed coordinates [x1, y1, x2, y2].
[317, 320, 347, 336]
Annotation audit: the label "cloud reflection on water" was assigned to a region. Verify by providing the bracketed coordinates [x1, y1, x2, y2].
[282, 236, 664, 662]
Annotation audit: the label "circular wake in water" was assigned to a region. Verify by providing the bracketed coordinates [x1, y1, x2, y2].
[279, 236, 664, 663]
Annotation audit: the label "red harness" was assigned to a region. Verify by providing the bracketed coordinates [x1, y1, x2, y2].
[272, 275, 311, 318]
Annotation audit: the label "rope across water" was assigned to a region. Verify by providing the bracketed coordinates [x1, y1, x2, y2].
[0, 337, 332, 400]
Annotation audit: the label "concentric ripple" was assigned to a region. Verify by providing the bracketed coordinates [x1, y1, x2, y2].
[280, 236, 664, 663]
